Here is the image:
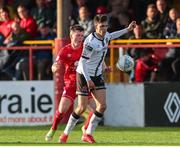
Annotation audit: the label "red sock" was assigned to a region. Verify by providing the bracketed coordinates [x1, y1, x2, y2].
[84, 111, 93, 130]
[52, 110, 63, 130]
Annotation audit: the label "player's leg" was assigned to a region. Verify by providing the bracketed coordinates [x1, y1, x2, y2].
[87, 89, 106, 133]
[82, 96, 96, 133]
[82, 89, 106, 143]
[82, 74, 106, 143]
[59, 95, 89, 143]
[59, 72, 90, 142]
[45, 97, 73, 141]
[45, 86, 75, 141]
[53, 97, 73, 130]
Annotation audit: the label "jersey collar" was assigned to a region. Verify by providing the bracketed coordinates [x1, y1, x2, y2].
[93, 32, 104, 41]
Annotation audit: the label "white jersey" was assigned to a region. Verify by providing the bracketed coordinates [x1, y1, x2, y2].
[76, 28, 128, 81]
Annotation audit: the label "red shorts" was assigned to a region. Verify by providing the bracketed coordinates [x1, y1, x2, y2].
[62, 86, 92, 102]
[62, 86, 76, 102]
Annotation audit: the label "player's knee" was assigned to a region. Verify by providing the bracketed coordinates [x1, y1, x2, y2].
[99, 103, 106, 112]
[76, 105, 86, 114]
[58, 105, 69, 113]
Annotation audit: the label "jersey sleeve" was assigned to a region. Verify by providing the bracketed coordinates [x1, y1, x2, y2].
[81, 40, 93, 59]
[79, 38, 94, 81]
[55, 48, 66, 64]
[109, 28, 128, 40]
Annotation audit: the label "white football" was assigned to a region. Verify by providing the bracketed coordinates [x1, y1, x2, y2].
[116, 55, 134, 72]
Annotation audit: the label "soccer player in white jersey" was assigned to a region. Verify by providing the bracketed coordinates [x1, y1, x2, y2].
[59, 14, 136, 143]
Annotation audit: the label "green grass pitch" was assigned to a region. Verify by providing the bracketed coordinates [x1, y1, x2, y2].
[0, 125, 180, 146]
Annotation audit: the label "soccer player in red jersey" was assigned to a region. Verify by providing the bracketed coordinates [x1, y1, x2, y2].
[45, 24, 95, 142]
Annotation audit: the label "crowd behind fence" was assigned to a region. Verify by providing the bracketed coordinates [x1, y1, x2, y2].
[0, 40, 54, 81]
[109, 39, 180, 83]
[0, 39, 180, 83]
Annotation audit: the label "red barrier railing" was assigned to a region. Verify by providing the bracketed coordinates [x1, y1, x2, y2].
[109, 44, 180, 48]
[0, 46, 52, 80]
[1, 40, 180, 82]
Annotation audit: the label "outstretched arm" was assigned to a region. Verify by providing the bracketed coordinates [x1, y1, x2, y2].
[110, 21, 136, 40]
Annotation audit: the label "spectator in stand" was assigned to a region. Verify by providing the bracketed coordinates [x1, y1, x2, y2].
[17, 4, 37, 39]
[132, 24, 145, 39]
[169, 18, 180, 81]
[135, 48, 158, 82]
[157, 12, 179, 81]
[163, 8, 179, 38]
[34, 22, 56, 80]
[108, 0, 131, 17]
[70, 0, 97, 25]
[31, 0, 55, 29]
[45, 0, 56, 10]
[3, 22, 29, 46]
[141, 4, 163, 39]
[0, 0, 15, 21]
[2, 22, 30, 80]
[127, 24, 147, 82]
[128, 24, 146, 60]
[10, 0, 34, 10]
[156, 0, 169, 28]
[0, 7, 14, 45]
[131, 0, 152, 24]
[142, 3, 174, 68]
[70, 0, 88, 25]
[108, 0, 133, 30]
[78, 6, 94, 38]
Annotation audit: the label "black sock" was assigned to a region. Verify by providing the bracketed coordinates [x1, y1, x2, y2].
[72, 112, 80, 119]
[94, 111, 103, 117]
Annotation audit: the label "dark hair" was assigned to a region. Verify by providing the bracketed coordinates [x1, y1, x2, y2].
[140, 48, 154, 57]
[0, 6, 10, 14]
[93, 14, 109, 24]
[17, 4, 29, 11]
[147, 4, 156, 10]
[70, 24, 84, 32]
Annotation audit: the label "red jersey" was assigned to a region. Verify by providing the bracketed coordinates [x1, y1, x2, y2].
[135, 58, 157, 82]
[0, 19, 14, 37]
[56, 44, 83, 87]
[20, 16, 37, 38]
